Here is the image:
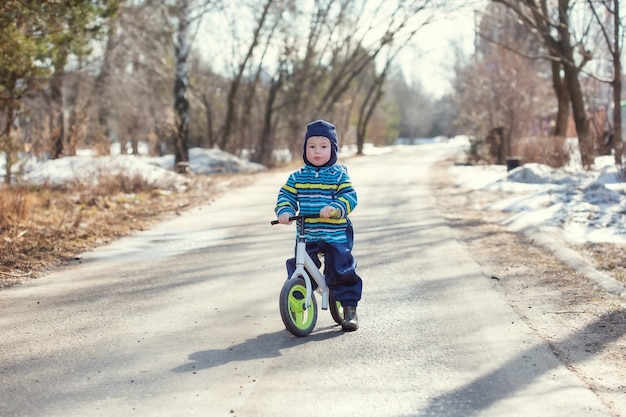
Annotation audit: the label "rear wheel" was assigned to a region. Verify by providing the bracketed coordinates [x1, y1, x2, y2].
[279, 278, 317, 337]
[329, 292, 344, 325]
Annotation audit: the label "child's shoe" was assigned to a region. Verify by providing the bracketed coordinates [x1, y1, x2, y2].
[341, 306, 359, 332]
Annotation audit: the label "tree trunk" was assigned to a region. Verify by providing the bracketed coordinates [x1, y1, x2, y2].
[173, 0, 190, 174]
[254, 74, 282, 166]
[356, 76, 385, 155]
[94, 22, 116, 147]
[201, 93, 215, 148]
[49, 58, 66, 160]
[612, 80, 623, 166]
[557, 1, 594, 168]
[49, 43, 69, 160]
[550, 59, 570, 137]
[2, 107, 16, 185]
[67, 104, 89, 157]
[355, 53, 398, 154]
[67, 61, 87, 157]
[563, 68, 594, 167]
[612, 0, 623, 166]
[220, 0, 273, 152]
[498, 126, 508, 165]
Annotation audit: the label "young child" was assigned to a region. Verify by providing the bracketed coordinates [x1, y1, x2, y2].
[275, 119, 362, 332]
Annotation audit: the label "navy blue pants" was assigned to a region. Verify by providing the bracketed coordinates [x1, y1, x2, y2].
[286, 224, 362, 307]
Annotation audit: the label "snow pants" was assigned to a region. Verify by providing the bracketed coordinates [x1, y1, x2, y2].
[285, 223, 362, 307]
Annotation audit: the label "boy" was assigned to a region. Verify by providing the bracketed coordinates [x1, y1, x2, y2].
[275, 119, 362, 332]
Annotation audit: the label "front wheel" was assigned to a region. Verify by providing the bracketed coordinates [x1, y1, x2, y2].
[279, 278, 317, 337]
[329, 292, 344, 325]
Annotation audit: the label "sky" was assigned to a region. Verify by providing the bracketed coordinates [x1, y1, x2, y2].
[400, 9, 477, 97]
[4, 137, 625, 247]
[196, 1, 479, 99]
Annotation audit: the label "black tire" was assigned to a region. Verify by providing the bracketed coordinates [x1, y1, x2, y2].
[279, 278, 317, 337]
[329, 292, 344, 325]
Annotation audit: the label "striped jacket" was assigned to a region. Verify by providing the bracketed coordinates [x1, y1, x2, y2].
[275, 164, 358, 244]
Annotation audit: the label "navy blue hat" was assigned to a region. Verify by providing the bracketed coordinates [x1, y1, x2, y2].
[303, 120, 338, 166]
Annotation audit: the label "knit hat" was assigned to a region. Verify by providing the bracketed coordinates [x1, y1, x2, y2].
[303, 119, 338, 167]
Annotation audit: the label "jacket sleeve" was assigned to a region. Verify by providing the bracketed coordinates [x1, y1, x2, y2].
[332, 168, 357, 217]
[275, 172, 298, 217]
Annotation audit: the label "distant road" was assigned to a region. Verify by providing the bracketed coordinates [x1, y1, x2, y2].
[0, 144, 614, 417]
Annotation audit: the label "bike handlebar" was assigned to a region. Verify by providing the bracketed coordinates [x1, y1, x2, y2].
[270, 210, 340, 225]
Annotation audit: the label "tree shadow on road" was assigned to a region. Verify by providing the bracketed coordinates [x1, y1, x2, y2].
[171, 326, 343, 373]
[411, 308, 625, 417]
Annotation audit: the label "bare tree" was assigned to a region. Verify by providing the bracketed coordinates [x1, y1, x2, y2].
[275, 0, 440, 155]
[87, 1, 176, 157]
[246, 30, 293, 166]
[478, 3, 570, 137]
[173, 0, 192, 172]
[353, 1, 426, 153]
[166, 0, 215, 172]
[491, 0, 596, 168]
[0, 0, 116, 182]
[66, 59, 91, 157]
[587, 0, 624, 166]
[388, 74, 436, 140]
[44, 2, 119, 159]
[93, 21, 117, 151]
[454, 43, 552, 164]
[218, 0, 276, 153]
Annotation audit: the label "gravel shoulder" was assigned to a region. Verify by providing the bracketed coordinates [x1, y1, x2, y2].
[431, 158, 626, 414]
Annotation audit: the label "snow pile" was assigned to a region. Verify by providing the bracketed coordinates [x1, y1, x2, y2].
[147, 147, 265, 175]
[451, 155, 626, 244]
[6, 147, 266, 190]
[22, 155, 189, 190]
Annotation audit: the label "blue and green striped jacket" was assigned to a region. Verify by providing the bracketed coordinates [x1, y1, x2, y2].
[275, 164, 358, 244]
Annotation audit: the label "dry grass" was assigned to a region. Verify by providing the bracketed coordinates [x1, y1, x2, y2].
[511, 135, 571, 168]
[575, 242, 626, 283]
[0, 173, 221, 288]
[0, 187, 33, 270]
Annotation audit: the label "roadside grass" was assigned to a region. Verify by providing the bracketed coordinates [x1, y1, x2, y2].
[0, 173, 210, 288]
[577, 242, 626, 284]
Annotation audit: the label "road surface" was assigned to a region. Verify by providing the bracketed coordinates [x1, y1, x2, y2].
[0, 144, 615, 417]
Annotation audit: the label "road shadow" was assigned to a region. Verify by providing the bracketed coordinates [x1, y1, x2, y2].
[411, 308, 625, 417]
[171, 326, 343, 373]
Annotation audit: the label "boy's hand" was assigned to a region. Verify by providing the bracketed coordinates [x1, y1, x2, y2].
[277, 213, 293, 225]
[320, 206, 339, 219]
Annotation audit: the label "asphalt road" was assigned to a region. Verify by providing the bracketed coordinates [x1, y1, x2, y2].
[0, 144, 615, 417]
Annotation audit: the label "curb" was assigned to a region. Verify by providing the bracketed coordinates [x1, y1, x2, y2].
[517, 225, 626, 299]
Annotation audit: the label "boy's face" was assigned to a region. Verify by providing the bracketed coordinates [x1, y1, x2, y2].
[305, 136, 332, 166]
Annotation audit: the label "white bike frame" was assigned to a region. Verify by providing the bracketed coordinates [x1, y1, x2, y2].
[273, 213, 338, 312]
[291, 234, 331, 311]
